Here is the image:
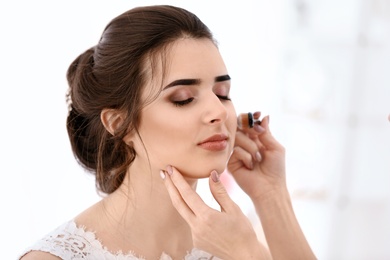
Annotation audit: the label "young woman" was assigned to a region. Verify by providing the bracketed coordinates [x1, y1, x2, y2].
[20, 5, 316, 259]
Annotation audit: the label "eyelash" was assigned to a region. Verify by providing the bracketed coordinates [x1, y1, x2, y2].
[217, 95, 231, 101]
[173, 98, 194, 107]
[173, 95, 231, 107]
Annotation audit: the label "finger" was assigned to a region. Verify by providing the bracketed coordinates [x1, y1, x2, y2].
[161, 170, 196, 224]
[257, 115, 284, 151]
[230, 146, 254, 170]
[234, 131, 262, 163]
[166, 165, 211, 217]
[253, 111, 261, 119]
[209, 171, 239, 213]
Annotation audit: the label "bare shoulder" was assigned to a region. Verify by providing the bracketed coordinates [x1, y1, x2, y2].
[20, 250, 61, 260]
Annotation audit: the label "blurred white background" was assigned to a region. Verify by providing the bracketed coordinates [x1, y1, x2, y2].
[1, 0, 389, 259]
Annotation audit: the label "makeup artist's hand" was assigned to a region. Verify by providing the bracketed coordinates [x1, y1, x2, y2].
[161, 165, 270, 260]
[229, 112, 317, 260]
[228, 112, 287, 202]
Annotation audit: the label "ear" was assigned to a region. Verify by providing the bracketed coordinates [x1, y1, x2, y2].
[100, 109, 124, 136]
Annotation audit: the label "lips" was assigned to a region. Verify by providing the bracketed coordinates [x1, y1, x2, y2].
[198, 134, 228, 151]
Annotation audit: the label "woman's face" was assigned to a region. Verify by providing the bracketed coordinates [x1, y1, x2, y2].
[133, 38, 237, 179]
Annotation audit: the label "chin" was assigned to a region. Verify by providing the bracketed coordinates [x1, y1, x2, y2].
[176, 163, 227, 180]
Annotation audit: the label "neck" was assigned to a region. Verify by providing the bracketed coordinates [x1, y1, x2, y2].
[100, 160, 196, 258]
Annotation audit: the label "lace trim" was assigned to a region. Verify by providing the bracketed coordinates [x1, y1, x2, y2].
[20, 220, 219, 260]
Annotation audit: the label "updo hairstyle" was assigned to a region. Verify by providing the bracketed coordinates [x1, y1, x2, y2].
[66, 5, 213, 194]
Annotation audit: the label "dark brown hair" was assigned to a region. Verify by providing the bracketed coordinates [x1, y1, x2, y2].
[66, 5, 214, 194]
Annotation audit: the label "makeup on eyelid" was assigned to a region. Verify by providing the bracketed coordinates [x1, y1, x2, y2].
[168, 85, 231, 106]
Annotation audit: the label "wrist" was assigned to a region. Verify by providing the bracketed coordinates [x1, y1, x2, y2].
[250, 184, 291, 210]
[249, 185, 317, 259]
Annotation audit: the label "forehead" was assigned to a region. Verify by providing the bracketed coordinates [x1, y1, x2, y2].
[164, 38, 225, 80]
[141, 38, 227, 99]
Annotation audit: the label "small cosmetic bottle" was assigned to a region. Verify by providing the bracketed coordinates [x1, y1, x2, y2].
[237, 112, 261, 130]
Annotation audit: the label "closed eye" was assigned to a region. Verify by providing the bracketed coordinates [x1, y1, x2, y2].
[216, 95, 231, 101]
[173, 98, 194, 107]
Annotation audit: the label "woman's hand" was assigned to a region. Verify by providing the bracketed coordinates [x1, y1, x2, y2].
[229, 112, 317, 260]
[228, 112, 287, 202]
[160, 166, 270, 260]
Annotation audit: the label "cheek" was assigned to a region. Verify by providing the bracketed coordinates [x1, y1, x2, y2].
[137, 113, 193, 158]
[228, 105, 238, 131]
[227, 106, 237, 149]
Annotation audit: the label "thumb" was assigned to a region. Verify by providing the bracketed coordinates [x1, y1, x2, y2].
[257, 115, 283, 151]
[209, 170, 237, 213]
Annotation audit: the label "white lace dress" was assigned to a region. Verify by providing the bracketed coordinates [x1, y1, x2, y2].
[19, 220, 220, 260]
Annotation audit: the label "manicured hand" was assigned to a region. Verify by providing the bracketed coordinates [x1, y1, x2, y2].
[161, 165, 269, 259]
[228, 112, 287, 202]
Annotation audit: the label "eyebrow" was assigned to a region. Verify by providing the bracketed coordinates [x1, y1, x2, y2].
[163, 74, 231, 90]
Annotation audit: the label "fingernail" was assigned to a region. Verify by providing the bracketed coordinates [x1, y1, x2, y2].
[167, 165, 173, 175]
[254, 124, 265, 133]
[211, 170, 220, 183]
[160, 170, 166, 180]
[255, 151, 262, 162]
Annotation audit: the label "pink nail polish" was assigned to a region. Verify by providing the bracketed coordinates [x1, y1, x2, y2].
[254, 124, 265, 133]
[211, 170, 219, 183]
[167, 165, 173, 175]
[255, 151, 262, 162]
[160, 170, 166, 180]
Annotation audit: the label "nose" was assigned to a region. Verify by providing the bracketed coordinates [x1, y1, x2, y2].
[203, 93, 228, 125]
